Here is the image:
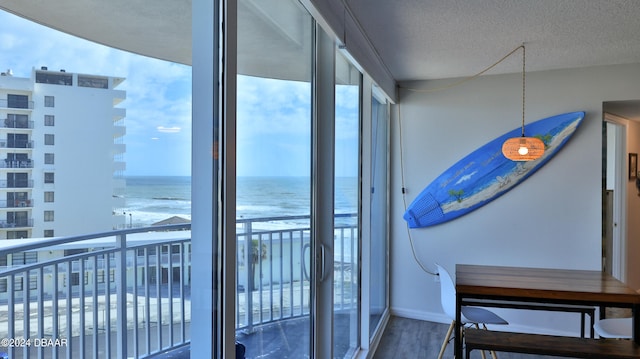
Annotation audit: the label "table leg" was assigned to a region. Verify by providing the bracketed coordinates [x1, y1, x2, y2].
[455, 295, 462, 358]
[634, 304, 640, 345]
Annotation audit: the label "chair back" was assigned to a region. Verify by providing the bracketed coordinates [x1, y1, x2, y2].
[435, 263, 457, 320]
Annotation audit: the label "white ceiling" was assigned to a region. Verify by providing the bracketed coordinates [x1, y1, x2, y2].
[347, 0, 640, 81]
[2, 0, 640, 82]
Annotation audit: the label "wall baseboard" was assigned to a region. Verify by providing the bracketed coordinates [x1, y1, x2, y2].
[390, 307, 449, 324]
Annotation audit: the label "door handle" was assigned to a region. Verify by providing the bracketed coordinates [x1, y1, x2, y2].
[302, 243, 311, 281]
[319, 244, 330, 282]
[303, 243, 331, 282]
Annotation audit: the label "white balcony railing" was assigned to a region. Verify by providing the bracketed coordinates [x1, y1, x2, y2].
[0, 214, 358, 358]
[235, 214, 358, 333]
[0, 224, 191, 359]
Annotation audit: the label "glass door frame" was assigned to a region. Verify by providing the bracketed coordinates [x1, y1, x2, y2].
[191, 0, 227, 357]
[312, 23, 336, 359]
[358, 77, 391, 354]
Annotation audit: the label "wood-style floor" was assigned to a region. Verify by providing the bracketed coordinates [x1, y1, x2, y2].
[373, 316, 569, 359]
[157, 315, 603, 358]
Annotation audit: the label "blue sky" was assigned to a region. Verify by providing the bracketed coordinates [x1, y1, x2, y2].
[236, 77, 359, 178]
[0, 10, 360, 178]
[0, 10, 192, 176]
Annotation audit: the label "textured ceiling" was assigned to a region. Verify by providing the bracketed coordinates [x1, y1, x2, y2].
[347, 0, 640, 81]
[2, 0, 640, 83]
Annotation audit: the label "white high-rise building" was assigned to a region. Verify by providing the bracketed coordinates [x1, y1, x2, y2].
[0, 67, 126, 239]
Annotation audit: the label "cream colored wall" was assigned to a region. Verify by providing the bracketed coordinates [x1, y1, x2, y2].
[390, 63, 640, 335]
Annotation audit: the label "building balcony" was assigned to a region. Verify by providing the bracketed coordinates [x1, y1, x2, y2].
[0, 160, 34, 169]
[0, 180, 34, 189]
[1, 119, 34, 129]
[0, 199, 33, 208]
[0, 218, 33, 228]
[114, 125, 126, 138]
[113, 161, 126, 172]
[113, 90, 126, 105]
[0, 140, 34, 149]
[0, 99, 34, 110]
[113, 142, 126, 154]
[113, 107, 126, 121]
[0, 215, 357, 358]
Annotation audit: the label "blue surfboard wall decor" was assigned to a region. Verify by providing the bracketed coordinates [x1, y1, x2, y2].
[403, 111, 585, 228]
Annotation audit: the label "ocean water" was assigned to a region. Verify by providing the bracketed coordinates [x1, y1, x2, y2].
[124, 176, 358, 227]
[125, 176, 192, 226]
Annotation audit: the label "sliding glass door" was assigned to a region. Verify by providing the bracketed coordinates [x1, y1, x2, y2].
[193, 0, 390, 357]
[369, 93, 389, 338]
[235, 0, 313, 357]
[231, 1, 385, 358]
[333, 50, 362, 358]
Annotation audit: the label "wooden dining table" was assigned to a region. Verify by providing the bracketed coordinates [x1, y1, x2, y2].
[454, 264, 640, 358]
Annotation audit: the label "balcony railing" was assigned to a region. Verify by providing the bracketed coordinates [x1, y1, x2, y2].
[0, 218, 33, 228]
[0, 140, 34, 149]
[0, 160, 34, 169]
[0, 214, 357, 358]
[0, 180, 34, 189]
[235, 214, 357, 333]
[0, 224, 192, 359]
[0, 99, 34, 110]
[1, 119, 34, 129]
[0, 199, 33, 209]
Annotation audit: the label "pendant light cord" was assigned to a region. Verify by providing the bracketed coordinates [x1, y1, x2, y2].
[398, 102, 437, 276]
[400, 44, 525, 94]
[521, 44, 526, 137]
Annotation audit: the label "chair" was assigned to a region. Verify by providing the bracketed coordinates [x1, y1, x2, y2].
[594, 317, 631, 339]
[593, 289, 640, 339]
[436, 264, 508, 359]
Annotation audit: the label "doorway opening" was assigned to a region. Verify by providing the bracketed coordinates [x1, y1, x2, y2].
[602, 108, 627, 281]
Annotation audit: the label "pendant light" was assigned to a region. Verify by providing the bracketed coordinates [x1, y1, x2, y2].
[501, 44, 544, 161]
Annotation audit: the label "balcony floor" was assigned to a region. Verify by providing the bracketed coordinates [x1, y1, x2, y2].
[147, 345, 190, 358]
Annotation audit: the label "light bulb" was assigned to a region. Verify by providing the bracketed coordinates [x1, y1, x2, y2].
[518, 146, 529, 155]
[502, 136, 544, 161]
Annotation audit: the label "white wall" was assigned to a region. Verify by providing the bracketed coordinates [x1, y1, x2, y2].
[32, 80, 118, 236]
[390, 63, 640, 335]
